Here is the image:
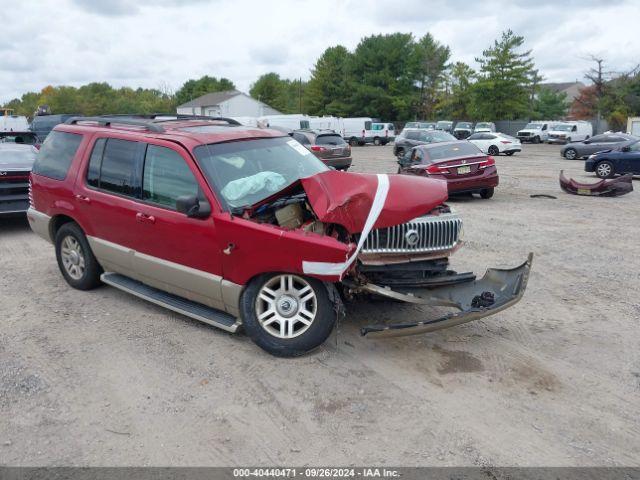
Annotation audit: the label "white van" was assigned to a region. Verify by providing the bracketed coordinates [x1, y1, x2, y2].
[342, 117, 373, 146]
[1, 110, 29, 132]
[547, 121, 593, 144]
[308, 116, 343, 133]
[516, 121, 553, 143]
[258, 114, 311, 131]
[371, 122, 395, 145]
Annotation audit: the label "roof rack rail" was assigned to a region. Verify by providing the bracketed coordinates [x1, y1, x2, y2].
[96, 113, 242, 126]
[65, 116, 165, 132]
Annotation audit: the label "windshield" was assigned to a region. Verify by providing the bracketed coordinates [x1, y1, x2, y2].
[475, 123, 491, 128]
[193, 136, 328, 210]
[524, 123, 542, 130]
[436, 121, 452, 128]
[553, 124, 573, 131]
[424, 142, 482, 162]
[0, 133, 38, 145]
[456, 123, 472, 129]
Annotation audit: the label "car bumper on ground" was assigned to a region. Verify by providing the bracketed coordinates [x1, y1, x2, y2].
[353, 253, 533, 337]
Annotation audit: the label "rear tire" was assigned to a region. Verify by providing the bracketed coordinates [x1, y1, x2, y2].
[240, 273, 336, 357]
[349, 137, 358, 147]
[564, 148, 578, 160]
[55, 222, 103, 290]
[395, 147, 405, 158]
[488, 145, 499, 156]
[480, 188, 494, 199]
[595, 160, 615, 179]
[505, 151, 515, 156]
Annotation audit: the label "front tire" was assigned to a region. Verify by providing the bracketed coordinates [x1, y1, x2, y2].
[55, 222, 103, 290]
[595, 161, 615, 179]
[488, 145, 499, 156]
[240, 273, 336, 357]
[564, 148, 578, 160]
[533, 136, 540, 144]
[373, 137, 381, 146]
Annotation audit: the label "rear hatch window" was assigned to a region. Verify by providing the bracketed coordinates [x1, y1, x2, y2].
[316, 134, 346, 146]
[32, 131, 83, 180]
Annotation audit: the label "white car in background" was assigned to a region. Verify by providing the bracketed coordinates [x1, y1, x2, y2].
[467, 132, 522, 156]
[473, 122, 496, 133]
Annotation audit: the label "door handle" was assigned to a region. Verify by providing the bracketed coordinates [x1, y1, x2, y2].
[75, 194, 91, 204]
[136, 212, 155, 224]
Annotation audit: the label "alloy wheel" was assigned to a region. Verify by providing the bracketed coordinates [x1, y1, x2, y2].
[60, 235, 86, 280]
[255, 274, 317, 339]
[565, 148, 577, 160]
[596, 162, 613, 178]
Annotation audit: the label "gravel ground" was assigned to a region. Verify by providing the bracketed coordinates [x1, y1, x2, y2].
[1, 143, 639, 466]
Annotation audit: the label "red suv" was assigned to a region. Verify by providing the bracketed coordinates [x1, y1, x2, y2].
[28, 116, 532, 357]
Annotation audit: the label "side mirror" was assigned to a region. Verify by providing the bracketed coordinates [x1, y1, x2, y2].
[176, 195, 211, 218]
[621, 146, 631, 152]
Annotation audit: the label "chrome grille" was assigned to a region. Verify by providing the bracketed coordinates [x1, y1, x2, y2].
[360, 213, 462, 254]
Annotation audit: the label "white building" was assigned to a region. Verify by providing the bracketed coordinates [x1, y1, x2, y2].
[176, 90, 281, 117]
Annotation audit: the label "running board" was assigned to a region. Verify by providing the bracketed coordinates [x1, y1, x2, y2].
[100, 273, 241, 333]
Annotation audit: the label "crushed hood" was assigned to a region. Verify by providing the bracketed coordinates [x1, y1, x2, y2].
[300, 170, 448, 234]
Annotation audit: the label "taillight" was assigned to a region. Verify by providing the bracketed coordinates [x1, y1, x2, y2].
[479, 156, 496, 169]
[310, 146, 327, 152]
[426, 164, 442, 174]
[500, 140, 511, 144]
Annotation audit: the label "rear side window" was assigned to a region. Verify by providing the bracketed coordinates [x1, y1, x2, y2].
[316, 134, 346, 146]
[86, 138, 106, 188]
[292, 132, 310, 145]
[406, 131, 420, 140]
[97, 139, 139, 196]
[32, 131, 82, 180]
[142, 145, 198, 209]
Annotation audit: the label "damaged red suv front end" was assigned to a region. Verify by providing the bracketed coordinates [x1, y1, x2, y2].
[29, 118, 531, 357]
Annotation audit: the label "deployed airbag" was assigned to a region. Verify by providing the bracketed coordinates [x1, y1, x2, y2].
[221, 171, 286, 202]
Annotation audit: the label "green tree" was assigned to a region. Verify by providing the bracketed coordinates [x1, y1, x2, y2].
[438, 62, 476, 119]
[349, 33, 417, 120]
[472, 30, 537, 120]
[249, 73, 305, 114]
[413, 33, 450, 119]
[532, 87, 568, 119]
[304, 45, 352, 116]
[174, 76, 235, 106]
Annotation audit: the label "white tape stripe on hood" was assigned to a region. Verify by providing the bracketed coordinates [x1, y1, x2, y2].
[302, 173, 390, 278]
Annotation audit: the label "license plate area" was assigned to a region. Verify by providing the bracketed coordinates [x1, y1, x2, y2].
[457, 166, 471, 174]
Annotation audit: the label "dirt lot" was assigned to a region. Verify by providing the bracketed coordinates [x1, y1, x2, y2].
[1, 143, 639, 466]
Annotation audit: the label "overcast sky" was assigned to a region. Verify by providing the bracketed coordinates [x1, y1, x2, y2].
[1, 0, 638, 103]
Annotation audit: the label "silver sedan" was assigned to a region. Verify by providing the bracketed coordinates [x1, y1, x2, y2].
[561, 133, 637, 160]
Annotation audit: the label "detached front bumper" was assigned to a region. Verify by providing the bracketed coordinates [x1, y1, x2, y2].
[352, 253, 533, 337]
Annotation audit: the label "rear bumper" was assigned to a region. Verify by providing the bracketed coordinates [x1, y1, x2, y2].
[503, 147, 522, 153]
[356, 253, 533, 337]
[322, 156, 352, 170]
[431, 168, 499, 193]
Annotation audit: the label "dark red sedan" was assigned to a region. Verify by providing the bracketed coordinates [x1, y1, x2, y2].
[397, 141, 499, 199]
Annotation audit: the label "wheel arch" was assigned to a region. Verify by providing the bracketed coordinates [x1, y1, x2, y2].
[49, 214, 79, 243]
